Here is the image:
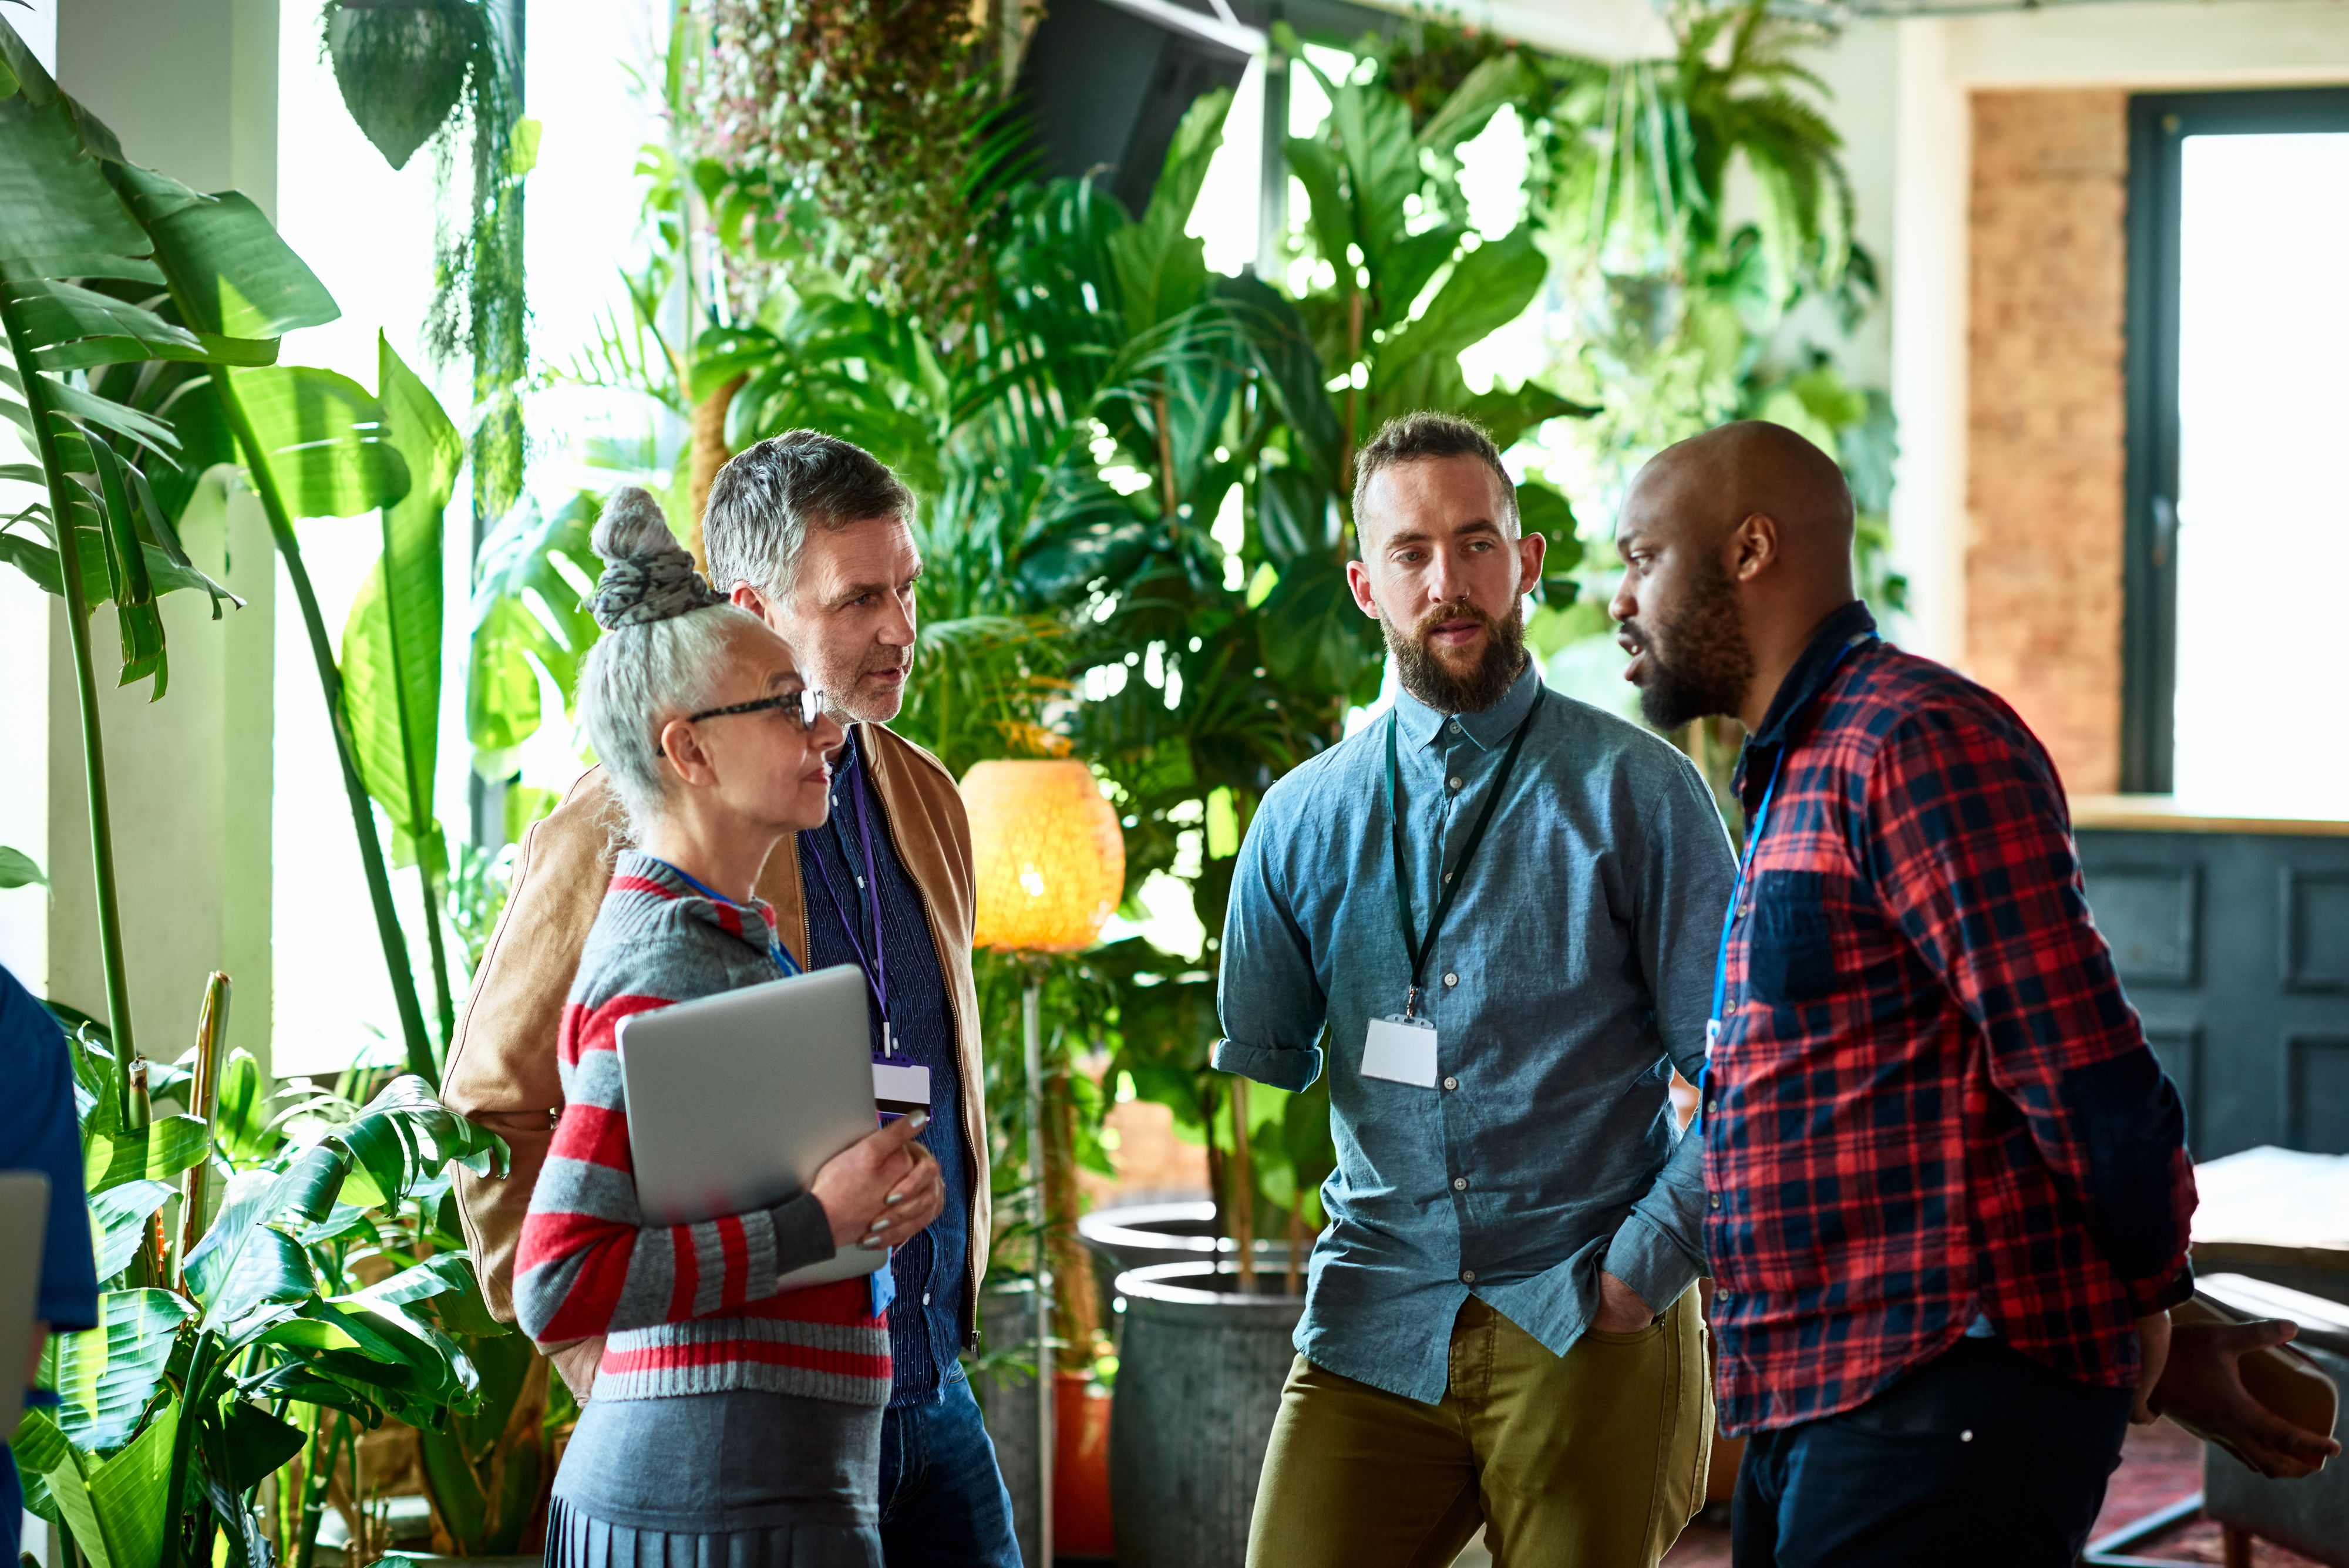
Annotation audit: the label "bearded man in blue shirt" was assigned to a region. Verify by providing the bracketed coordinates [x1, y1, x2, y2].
[1216, 412, 1737, 1567]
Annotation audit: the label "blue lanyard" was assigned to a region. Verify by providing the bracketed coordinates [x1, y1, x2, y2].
[641, 856, 800, 978]
[806, 731, 895, 1054]
[1704, 754, 1786, 1064]
[1701, 638, 1870, 1104]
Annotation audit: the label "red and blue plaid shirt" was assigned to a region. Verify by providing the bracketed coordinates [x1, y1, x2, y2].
[1704, 601, 2197, 1436]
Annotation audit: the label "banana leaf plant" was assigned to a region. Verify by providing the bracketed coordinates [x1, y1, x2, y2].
[11, 1009, 507, 1568]
[342, 333, 467, 1048]
[0, 16, 449, 1084]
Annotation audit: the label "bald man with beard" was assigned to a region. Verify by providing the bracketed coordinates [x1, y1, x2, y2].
[1608, 420, 2337, 1567]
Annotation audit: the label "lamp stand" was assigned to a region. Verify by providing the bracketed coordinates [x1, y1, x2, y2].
[1024, 978, 1054, 1565]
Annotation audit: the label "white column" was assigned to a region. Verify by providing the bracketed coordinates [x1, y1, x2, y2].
[1887, 19, 1972, 672]
[38, 0, 279, 1072]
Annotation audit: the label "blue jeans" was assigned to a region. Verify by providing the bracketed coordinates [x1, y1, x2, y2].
[1731, 1337, 2133, 1568]
[877, 1370, 1020, 1568]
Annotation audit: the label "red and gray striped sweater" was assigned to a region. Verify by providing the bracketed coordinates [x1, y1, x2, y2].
[513, 852, 891, 1405]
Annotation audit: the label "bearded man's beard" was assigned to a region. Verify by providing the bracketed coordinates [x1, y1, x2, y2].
[1387, 597, 1528, 715]
[1626, 556, 1754, 731]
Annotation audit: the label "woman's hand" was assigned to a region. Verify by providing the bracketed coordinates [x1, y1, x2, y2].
[810, 1112, 948, 1251]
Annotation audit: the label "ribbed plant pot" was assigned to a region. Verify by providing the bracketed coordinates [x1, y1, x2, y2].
[1108, 1261, 1307, 1568]
[1076, 1200, 1295, 1330]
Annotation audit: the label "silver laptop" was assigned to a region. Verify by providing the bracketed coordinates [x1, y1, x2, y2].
[0, 1170, 52, 1439]
[615, 964, 886, 1288]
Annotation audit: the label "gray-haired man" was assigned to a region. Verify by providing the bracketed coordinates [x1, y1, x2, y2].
[445, 431, 1020, 1566]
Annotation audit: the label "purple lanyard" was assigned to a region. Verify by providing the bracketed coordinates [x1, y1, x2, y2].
[806, 731, 894, 1055]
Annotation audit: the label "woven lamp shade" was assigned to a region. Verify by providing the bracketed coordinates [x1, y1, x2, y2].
[963, 760, 1126, 953]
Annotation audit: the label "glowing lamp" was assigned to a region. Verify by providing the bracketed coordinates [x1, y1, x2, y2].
[964, 760, 1126, 954]
[961, 758, 1125, 1560]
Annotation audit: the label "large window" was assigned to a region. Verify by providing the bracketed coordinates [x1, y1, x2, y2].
[2123, 88, 2349, 813]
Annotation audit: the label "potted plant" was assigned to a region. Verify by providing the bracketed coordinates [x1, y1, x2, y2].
[14, 994, 508, 1568]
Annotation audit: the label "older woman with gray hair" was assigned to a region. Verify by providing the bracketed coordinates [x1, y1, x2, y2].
[514, 489, 944, 1568]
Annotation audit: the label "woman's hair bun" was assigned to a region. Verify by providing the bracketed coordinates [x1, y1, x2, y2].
[591, 486, 681, 564]
[585, 486, 725, 630]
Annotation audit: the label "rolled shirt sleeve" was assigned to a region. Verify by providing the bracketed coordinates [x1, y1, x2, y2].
[1213, 807, 1328, 1093]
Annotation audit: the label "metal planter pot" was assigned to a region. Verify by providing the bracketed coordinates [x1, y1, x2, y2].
[1108, 1261, 1307, 1568]
[1076, 1200, 1295, 1328]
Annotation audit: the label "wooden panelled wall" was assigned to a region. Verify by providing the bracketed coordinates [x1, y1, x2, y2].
[2079, 827, 2349, 1158]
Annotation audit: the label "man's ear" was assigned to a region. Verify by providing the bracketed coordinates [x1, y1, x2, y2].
[1515, 530, 1546, 597]
[1728, 512, 1779, 584]
[728, 581, 774, 625]
[1345, 558, 1381, 620]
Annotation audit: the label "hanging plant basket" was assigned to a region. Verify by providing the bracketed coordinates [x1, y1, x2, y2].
[324, 0, 484, 171]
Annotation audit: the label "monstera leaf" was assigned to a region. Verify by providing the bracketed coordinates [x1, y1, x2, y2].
[467, 492, 600, 773]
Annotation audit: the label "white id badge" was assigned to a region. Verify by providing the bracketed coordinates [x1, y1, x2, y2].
[873, 1061, 933, 1119]
[1362, 1015, 1441, 1088]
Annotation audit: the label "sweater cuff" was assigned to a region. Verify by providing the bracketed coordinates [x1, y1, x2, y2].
[1212, 1038, 1323, 1092]
[770, 1193, 837, 1279]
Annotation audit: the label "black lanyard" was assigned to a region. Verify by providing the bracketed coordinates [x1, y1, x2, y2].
[806, 731, 896, 1055]
[1383, 687, 1544, 1019]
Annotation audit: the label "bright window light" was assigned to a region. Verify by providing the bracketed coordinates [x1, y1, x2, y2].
[1187, 53, 1263, 275]
[2170, 132, 2349, 818]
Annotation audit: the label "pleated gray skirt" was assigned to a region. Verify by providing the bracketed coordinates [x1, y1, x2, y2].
[546, 1389, 883, 1568]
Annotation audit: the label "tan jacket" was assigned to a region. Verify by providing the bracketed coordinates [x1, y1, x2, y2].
[440, 724, 990, 1398]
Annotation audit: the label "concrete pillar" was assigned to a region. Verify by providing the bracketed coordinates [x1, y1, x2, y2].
[29, 0, 280, 1072]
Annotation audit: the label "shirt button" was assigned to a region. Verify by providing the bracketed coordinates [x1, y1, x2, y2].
[1448, 776, 1462, 790]
[1442, 973, 1458, 987]
[1460, 1269, 1477, 1285]
[1452, 1176, 1468, 1191]
[922, 1293, 931, 1305]
[1442, 1076, 1459, 1091]
[1707, 1099, 1719, 1115]
[1710, 1195, 1722, 1209]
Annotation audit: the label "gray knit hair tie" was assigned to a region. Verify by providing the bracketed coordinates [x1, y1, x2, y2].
[586, 487, 725, 629]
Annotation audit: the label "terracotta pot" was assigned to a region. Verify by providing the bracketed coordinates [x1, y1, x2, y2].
[1054, 1370, 1115, 1558]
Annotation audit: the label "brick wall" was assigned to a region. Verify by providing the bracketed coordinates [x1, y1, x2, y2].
[1966, 89, 2130, 795]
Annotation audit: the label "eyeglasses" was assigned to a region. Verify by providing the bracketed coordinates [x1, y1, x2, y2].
[685, 688, 829, 731]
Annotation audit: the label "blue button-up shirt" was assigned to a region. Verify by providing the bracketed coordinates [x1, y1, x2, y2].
[1213, 662, 1736, 1404]
[799, 730, 970, 1408]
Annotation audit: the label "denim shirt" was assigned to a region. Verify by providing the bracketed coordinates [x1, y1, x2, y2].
[1213, 662, 1736, 1404]
[799, 731, 970, 1408]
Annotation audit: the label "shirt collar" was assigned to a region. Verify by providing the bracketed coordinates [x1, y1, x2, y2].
[1733, 600, 1878, 804]
[1391, 656, 1543, 753]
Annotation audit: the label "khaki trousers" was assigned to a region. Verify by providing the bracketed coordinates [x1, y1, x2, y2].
[1246, 1288, 1711, 1568]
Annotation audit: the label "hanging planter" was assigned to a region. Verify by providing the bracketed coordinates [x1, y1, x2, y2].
[324, 0, 484, 171]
